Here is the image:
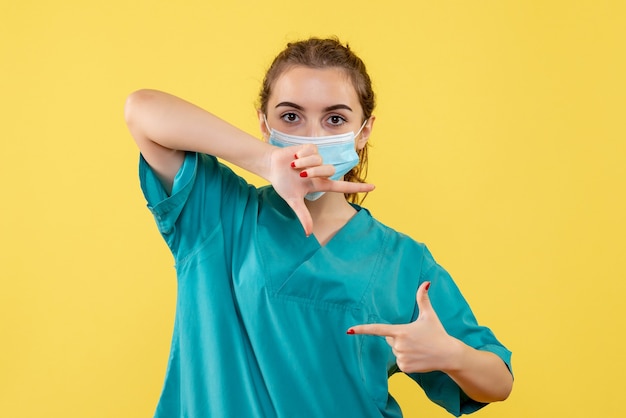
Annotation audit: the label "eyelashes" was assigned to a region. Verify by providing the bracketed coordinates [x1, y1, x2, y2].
[279, 112, 348, 127]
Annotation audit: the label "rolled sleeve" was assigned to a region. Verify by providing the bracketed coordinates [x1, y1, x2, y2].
[408, 247, 513, 416]
[139, 152, 198, 236]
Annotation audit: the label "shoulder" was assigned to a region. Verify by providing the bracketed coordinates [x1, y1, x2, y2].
[356, 208, 431, 322]
[354, 206, 437, 286]
[359, 206, 428, 256]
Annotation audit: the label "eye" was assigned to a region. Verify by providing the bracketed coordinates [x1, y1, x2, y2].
[280, 112, 300, 123]
[327, 114, 347, 126]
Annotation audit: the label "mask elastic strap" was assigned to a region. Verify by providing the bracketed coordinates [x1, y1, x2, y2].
[355, 118, 369, 139]
[263, 114, 272, 134]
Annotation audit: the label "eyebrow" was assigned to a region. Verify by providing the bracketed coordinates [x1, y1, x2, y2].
[275, 101, 353, 112]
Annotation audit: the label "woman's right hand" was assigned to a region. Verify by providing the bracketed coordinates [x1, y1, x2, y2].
[125, 90, 374, 236]
[267, 143, 375, 236]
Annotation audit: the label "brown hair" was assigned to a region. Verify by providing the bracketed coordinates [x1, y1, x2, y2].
[258, 37, 376, 204]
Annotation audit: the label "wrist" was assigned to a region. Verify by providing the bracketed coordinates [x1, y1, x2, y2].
[257, 143, 277, 183]
[440, 336, 470, 374]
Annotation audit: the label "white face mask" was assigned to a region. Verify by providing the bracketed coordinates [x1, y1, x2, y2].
[264, 116, 367, 201]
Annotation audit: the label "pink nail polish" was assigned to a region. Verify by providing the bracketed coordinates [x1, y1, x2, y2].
[346, 328, 355, 335]
[300, 171, 308, 178]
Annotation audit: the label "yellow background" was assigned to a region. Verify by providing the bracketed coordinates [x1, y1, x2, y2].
[2, 1, 625, 417]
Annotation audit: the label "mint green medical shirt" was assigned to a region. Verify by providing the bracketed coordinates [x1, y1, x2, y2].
[139, 152, 512, 417]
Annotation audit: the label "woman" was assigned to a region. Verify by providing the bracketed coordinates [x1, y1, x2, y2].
[125, 37, 513, 418]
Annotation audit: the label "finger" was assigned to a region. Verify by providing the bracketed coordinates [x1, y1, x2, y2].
[416, 281, 433, 318]
[285, 197, 313, 236]
[298, 165, 336, 179]
[347, 323, 399, 337]
[323, 180, 376, 194]
[291, 154, 323, 170]
[293, 143, 319, 159]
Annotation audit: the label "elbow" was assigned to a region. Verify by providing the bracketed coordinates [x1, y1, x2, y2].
[491, 384, 513, 404]
[472, 375, 513, 404]
[124, 89, 163, 148]
[498, 376, 514, 402]
[124, 89, 154, 127]
[494, 364, 514, 402]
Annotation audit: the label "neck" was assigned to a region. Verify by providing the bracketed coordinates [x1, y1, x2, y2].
[306, 192, 353, 218]
[305, 192, 357, 245]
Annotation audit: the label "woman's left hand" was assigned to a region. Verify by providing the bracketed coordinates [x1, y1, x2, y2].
[348, 281, 460, 374]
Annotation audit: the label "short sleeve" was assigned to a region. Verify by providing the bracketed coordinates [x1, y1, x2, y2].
[139, 152, 198, 237]
[408, 247, 513, 416]
[138, 152, 255, 262]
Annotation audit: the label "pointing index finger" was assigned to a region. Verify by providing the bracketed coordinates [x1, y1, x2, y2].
[347, 323, 398, 337]
[325, 179, 376, 194]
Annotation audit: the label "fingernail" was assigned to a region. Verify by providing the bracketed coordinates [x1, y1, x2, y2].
[294, 153, 298, 159]
[346, 328, 355, 335]
[424, 282, 431, 291]
[291, 161, 296, 168]
[300, 171, 308, 178]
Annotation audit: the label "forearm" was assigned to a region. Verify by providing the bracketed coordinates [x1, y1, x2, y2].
[443, 339, 513, 403]
[124, 89, 272, 180]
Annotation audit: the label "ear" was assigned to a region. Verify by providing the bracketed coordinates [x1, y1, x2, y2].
[257, 110, 270, 141]
[356, 115, 375, 150]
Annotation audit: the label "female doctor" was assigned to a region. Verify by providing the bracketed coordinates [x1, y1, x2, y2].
[125, 37, 513, 417]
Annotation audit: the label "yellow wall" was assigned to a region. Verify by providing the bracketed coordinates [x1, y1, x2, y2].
[2, 1, 624, 417]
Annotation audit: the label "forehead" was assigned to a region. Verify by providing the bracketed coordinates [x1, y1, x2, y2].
[269, 66, 360, 109]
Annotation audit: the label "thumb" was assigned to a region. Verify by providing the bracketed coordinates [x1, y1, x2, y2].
[416, 281, 433, 318]
[286, 198, 313, 236]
